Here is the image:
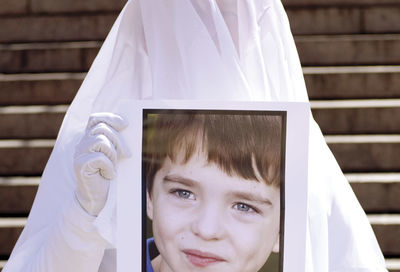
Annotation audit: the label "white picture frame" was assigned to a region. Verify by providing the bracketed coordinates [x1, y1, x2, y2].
[116, 99, 309, 272]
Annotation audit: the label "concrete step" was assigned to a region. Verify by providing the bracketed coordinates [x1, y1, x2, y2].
[0, 135, 399, 175]
[0, 215, 398, 266]
[0, 42, 100, 73]
[370, 214, 400, 257]
[0, 73, 83, 106]
[0, 218, 25, 256]
[0, 132, 399, 175]
[311, 99, 400, 135]
[1, 174, 399, 215]
[0, 0, 27, 16]
[286, 5, 400, 35]
[1, 3, 399, 41]
[0, 0, 125, 15]
[387, 259, 400, 272]
[2, 35, 399, 74]
[0, 177, 39, 215]
[0, 105, 67, 139]
[2, 0, 393, 16]
[347, 173, 400, 213]
[283, 0, 400, 7]
[326, 135, 400, 172]
[0, 140, 54, 176]
[0, 14, 117, 43]
[1, 101, 399, 139]
[304, 66, 400, 100]
[296, 34, 400, 66]
[1, 68, 398, 106]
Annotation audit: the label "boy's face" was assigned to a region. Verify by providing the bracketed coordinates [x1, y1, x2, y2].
[147, 151, 280, 272]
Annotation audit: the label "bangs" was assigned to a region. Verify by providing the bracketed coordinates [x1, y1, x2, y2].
[143, 112, 283, 193]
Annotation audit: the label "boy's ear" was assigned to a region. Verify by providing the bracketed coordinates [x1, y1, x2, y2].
[146, 190, 154, 221]
[272, 233, 279, 253]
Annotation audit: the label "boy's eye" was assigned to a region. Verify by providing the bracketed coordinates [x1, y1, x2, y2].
[172, 189, 195, 200]
[234, 203, 256, 213]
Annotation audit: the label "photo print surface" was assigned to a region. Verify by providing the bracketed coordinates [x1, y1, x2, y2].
[142, 109, 286, 272]
[117, 100, 309, 272]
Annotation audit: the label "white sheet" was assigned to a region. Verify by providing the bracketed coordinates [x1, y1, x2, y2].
[4, 0, 387, 271]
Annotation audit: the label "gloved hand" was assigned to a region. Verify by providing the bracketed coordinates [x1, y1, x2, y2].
[74, 113, 130, 216]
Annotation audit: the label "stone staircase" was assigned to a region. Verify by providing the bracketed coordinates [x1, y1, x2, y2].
[287, 0, 400, 270]
[0, 0, 399, 271]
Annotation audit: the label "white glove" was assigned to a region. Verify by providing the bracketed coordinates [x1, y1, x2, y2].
[74, 113, 130, 216]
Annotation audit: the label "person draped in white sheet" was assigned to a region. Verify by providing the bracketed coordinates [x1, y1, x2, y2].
[4, 0, 387, 271]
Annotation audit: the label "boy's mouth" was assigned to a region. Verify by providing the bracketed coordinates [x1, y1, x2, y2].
[183, 249, 226, 267]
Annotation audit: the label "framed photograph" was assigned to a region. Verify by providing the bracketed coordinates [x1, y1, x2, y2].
[117, 100, 309, 272]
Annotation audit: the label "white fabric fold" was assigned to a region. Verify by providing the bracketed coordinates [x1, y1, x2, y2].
[93, 180, 117, 246]
[4, 196, 107, 272]
[4, 0, 387, 271]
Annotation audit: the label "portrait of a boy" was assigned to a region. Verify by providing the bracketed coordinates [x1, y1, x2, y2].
[143, 111, 284, 272]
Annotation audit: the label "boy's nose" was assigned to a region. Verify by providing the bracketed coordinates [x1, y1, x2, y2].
[191, 204, 225, 241]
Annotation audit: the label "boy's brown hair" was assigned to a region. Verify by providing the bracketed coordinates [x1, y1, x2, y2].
[143, 111, 283, 194]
